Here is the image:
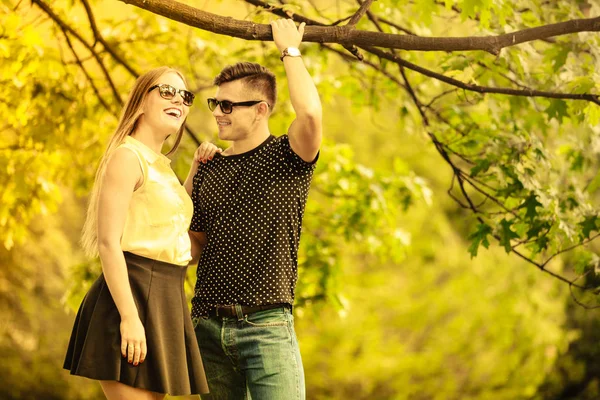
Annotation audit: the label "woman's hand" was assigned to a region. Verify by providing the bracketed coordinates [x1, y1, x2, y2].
[194, 142, 222, 164]
[185, 142, 221, 196]
[120, 315, 147, 366]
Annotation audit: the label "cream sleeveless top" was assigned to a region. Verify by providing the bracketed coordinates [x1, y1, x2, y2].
[118, 136, 193, 266]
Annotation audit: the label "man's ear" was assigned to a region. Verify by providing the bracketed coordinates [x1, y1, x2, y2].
[256, 101, 270, 118]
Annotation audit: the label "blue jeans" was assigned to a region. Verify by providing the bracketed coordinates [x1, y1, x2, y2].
[193, 306, 305, 400]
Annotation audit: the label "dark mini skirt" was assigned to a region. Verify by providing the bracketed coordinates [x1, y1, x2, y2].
[63, 252, 209, 396]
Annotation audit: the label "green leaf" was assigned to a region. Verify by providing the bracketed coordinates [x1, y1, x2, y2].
[573, 251, 598, 275]
[584, 104, 600, 126]
[496, 166, 524, 198]
[526, 221, 551, 240]
[479, 8, 491, 28]
[552, 48, 569, 72]
[461, 0, 483, 19]
[544, 46, 570, 72]
[559, 196, 579, 212]
[586, 171, 600, 193]
[579, 215, 599, 240]
[499, 219, 520, 253]
[441, 57, 470, 72]
[520, 193, 542, 220]
[569, 150, 585, 172]
[567, 76, 595, 94]
[414, 0, 436, 24]
[545, 100, 569, 122]
[467, 223, 492, 257]
[534, 235, 550, 254]
[470, 159, 491, 177]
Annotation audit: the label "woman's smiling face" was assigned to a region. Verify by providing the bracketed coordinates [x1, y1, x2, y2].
[141, 71, 191, 137]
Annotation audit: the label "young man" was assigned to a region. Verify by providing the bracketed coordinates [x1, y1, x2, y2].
[185, 19, 322, 399]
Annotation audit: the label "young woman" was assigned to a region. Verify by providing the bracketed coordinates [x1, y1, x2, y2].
[64, 67, 219, 400]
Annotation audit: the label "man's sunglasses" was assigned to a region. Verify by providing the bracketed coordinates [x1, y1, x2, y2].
[148, 84, 195, 106]
[207, 98, 269, 114]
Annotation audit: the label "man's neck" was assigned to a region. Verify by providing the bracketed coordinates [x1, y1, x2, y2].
[224, 129, 271, 156]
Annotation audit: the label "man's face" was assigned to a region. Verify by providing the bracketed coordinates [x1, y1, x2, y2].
[212, 80, 265, 141]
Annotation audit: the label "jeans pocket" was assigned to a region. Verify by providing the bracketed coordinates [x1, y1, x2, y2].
[244, 308, 290, 327]
[244, 319, 288, 327]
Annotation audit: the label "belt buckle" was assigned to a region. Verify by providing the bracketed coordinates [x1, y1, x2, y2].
[216, 304, 234, 317]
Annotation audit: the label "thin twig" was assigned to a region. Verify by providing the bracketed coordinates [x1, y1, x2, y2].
[346, 0, 375, 27]
[60, 28, 114, 115]
[81, 0, 139, 76]
[32, 0, 123, 106]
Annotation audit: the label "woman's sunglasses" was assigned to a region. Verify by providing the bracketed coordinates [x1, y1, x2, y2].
[207, 98, 269, 114]
[148, 84, 195, 106]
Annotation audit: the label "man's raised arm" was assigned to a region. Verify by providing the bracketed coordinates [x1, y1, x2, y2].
[271, 19, 322, 162]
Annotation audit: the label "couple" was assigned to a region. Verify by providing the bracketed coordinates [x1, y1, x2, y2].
[63, 19, 321, 400]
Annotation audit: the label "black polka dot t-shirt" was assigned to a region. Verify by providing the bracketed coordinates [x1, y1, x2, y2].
[190, 134, 317, 317]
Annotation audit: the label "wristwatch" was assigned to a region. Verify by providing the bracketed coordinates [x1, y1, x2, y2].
[280, 47, 301, 61]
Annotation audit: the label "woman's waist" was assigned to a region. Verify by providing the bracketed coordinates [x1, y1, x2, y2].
[123, 250, 189, 269]
[121, 236, 191, 266]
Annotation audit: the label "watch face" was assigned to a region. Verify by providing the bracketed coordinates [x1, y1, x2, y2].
[287, 47, 301, 57]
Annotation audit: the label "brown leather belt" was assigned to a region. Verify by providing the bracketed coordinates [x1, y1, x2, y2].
[208, 303, 289, 318]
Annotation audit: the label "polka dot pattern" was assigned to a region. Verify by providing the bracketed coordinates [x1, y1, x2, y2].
[190, 135, 317, 317]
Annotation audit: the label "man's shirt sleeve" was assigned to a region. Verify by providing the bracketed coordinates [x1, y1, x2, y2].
[281, 134, 319, 174]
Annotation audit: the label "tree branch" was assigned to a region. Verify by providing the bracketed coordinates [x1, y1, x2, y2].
[569, 283, 600, 309]
[397, 63, 592, 293]
[60, 28, 114, 115]
[31, 0, 123, 106]
[121, 0, 599, 104]
[80, 0, 139, 77]
[242, 0, 600, 104]
[541, 232, 600, 268]
[80, 0, 100, 45]
[118, 0, 600, 54]
[346, 0, 375, 27]
[510, 247, 588, 289]
[361, 46, 600, 105]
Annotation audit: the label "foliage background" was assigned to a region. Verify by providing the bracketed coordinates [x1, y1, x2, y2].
[1, 0, 600, 399]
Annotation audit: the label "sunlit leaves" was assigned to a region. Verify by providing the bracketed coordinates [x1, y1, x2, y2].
[0, 4, 115, 249]
[297, 141, 431, 306]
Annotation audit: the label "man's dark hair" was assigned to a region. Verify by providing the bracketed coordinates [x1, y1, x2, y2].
[213, 62, 277, 111]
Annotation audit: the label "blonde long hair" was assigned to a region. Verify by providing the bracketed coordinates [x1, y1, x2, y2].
[81, 67, 188, 257]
